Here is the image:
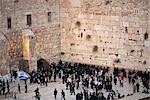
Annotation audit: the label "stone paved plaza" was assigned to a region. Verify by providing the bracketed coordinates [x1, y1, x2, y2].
[1, 76, 149, 100]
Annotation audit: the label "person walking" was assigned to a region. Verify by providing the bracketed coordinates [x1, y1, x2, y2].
[76, 78, 80, 89]
[61, 90, 65, 100]
[25, 84, 27, 93]
[45, 77, 48, 86]
[13, 91, 17, 100]
[34, 87, 39, 96]
[2, 81, 5, 95]
[114, 76, 117, 85]
[54, 88, 57, 99]
[136, 82, 140, 92]
[34, 87, 40, 100]
[6, 80, 10, 93]
[62, 75, 65, 84]
[54, 73, 56, 82]
[18, 84, 21, 93]
[133, 84, 136, 93]
[2, 85, 5, 95]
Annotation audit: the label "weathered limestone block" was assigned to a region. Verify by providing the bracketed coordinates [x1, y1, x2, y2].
[145, 41, 150, 47]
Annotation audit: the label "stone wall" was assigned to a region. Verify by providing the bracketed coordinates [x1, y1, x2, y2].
[0, 0, 61, 73]
[0, 1, 10, 74]
[144, 1, 150, 70]
[60, 0, 150, 70]
[0, 33, 9, 75]
[0, 0, 149, 74]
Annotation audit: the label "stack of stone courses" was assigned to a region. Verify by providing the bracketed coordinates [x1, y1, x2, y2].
[60, 0, 150, 70]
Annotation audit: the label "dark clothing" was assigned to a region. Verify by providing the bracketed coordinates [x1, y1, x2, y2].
[54, 74, 56, 82]
[2, 86, 5, 95]
[54, 89, 57, 99]
[18, 84, 21, 93]
[34, 88, 39, 96]
[25, 84, 27, 93]
[114, 77, 117, 85]
[136, 83, 140, 92]
[61, 90, 65, 100]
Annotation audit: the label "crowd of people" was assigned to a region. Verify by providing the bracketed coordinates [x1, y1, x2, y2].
[0, 60, 149, 100]
[28, 60, 150, 100]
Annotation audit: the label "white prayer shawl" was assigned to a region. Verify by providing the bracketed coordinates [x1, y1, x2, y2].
[68, 78, 72, 83]
[99, 70, 103, 76]
[95, 80, 98, 85]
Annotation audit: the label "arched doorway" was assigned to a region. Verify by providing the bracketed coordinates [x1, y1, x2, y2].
[37, 59, 50, 70]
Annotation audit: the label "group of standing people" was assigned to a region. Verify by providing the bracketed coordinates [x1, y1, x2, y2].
[0, 80, 10, 96]
[0, 60, 149, 100]
[47, 61, 149, 100]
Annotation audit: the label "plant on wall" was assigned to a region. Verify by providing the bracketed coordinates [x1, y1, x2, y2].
[105, 0, 112, 5]
[144, 33, 148, 40]
[114, 59, 121, 63]
[93, 45, 98, 52]
[86, 35, 91, 40]
[76, 21, 81, 27]
[143, 61, 146, 65]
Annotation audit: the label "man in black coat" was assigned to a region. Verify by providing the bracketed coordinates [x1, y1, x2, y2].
[2, 85, 5, 95]
[136, 82, 140, 92]
[54, 73, 56, 82]
[6, 80, 10, 93]
[25, 84, 27, 93]
[18, 84, 21, 93]
[61, 90, 65, 100]
[54, 88, 57, 99]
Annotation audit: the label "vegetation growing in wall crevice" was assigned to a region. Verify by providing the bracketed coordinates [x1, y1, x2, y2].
[70, 43, 75, 46]
[14, 0, 19, 3]
[76, 21, 81, 27]
[114, 59, 121, 63]
[86, 35, 91, 40]
[81, 33, 83, 38]
[130, 50, 135, 53]
[125, 27, 128, 33]
[61, 52, 65, 55]
[105, 0, 112, 5]
[144, 33, 148, 40]
[93, 45, 98, 52]
[143, 61, 146, 65]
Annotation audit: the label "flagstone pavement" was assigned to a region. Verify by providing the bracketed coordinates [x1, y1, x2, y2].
[1, 77, 149, 100]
